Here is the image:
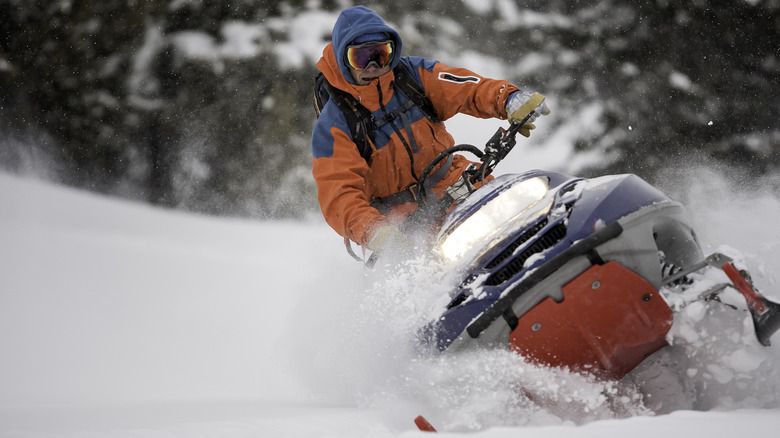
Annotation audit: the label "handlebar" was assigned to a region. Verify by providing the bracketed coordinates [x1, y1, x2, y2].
[415, 113, 532, 210]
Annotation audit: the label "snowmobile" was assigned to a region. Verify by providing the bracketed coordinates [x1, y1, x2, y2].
[407, 119, 780, 382]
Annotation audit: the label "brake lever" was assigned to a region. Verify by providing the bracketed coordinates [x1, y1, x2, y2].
[478, 121, 523, 178]
[484, 126, 506, 159]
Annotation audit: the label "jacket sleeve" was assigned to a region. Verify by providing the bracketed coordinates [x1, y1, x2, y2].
[312, 115, 385, 246]
[415, 60, 520, 122]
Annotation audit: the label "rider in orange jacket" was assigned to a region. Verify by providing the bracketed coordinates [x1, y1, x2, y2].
[312, 6, 550, 254]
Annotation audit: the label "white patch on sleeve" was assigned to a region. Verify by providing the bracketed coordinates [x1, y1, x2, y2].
[437, 72, 481, 84]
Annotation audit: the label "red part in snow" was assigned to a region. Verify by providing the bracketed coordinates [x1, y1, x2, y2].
[721, 262, 768, 315]
[509, 261, 673, 379]
[414, 415, 437, 432]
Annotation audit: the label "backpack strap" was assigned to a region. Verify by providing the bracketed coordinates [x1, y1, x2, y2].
[313, 63, 439, 163]
[367, 63, 447, 213]
[313, 72, 329, 118]
[392, 63, 440, 124]
[314, 72, 375, 162]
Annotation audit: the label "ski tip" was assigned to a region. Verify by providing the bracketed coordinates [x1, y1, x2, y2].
[414, 415, 438, 432]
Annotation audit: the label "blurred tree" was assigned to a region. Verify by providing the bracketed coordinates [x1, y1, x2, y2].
[0, 0, 316, 217]
[595, 0, 780, 182]
[1, 1, 152, 189]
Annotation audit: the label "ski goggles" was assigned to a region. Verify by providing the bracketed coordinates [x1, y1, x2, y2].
[345, 40, 394, 71]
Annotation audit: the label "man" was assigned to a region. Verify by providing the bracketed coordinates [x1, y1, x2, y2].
[312, 6, 550, 254]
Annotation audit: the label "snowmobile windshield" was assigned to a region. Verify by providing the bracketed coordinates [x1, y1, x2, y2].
[439, 177, 552, 262]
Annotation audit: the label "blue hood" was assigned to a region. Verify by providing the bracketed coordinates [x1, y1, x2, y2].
[332, 6, 403, 84]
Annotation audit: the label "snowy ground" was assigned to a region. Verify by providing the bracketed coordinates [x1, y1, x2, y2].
[2, 167, 780, 437]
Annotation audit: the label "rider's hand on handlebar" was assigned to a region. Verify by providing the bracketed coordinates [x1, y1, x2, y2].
[506, 91, 551, 137]
[367, 224, 409, 254]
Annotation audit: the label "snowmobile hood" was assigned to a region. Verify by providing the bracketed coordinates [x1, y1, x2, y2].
[328, 6, 403, 85]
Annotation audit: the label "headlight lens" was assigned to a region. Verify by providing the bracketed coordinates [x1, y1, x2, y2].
[439, 177, 552, 262]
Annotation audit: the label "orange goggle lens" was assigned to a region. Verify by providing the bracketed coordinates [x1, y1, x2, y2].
[345, 41, 393, 71]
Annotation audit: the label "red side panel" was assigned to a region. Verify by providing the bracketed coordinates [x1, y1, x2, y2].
[509, 261, 673, 379]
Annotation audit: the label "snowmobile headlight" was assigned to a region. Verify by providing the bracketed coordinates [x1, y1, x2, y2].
[439, 177, 552, 262]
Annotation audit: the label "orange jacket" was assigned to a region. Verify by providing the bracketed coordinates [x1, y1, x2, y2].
[312, 10, 519, 247]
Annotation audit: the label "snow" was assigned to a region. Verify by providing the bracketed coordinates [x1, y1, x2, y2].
[495, 1, 575, 31]
[3, 164, 780, 436]
[463, 0, 495, 15]
[271, 11, 338, 69]
[168, 10, 336, 71]
[669, 71, 695, 92]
